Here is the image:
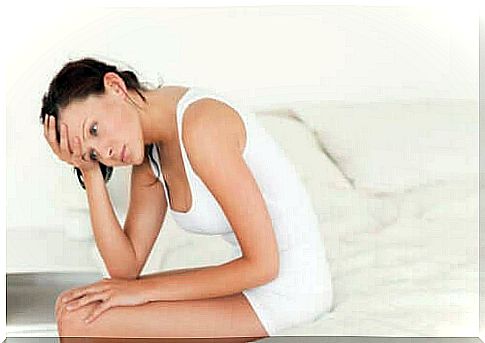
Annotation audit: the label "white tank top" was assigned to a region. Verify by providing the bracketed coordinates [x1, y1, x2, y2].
[148, 87, 324, 253]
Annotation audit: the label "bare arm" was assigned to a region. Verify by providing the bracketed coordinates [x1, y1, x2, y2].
[84, 155, 167, 279]
[124, 156, 168, 278]
[83, 167, 137, 279]
[140, 257, 275, 302]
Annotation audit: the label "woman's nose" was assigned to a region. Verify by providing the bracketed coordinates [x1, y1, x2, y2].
[106, 147, 113, 159]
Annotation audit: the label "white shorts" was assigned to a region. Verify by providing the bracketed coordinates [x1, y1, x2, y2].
[241, 243, 334, 336]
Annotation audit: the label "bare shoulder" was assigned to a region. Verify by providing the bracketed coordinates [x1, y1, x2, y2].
[182, 97, 247, 158]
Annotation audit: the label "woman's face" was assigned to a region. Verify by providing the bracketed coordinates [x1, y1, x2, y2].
[58, 87, 144, 167]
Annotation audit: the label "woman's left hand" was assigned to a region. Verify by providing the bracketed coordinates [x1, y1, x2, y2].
[60, 278, 150, 324]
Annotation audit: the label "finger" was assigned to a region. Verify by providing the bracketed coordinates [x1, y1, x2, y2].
[43, 114, 52, 143]
[63, 283, 109, 304]
[56, 290, 70, 309]
[61, 286, 92, 304]
[56, 299, 67, 320]
[84, 300, 112, 324]
[60, 292, 84, 305]
[56, 289, 74, 318]
[55, 295, 64, 319]
[73, 137, 82, 160]
[43, 114, 49, 138]
[55, 303, 61, 320]
[60, 123, 71, 156]
[66, 291, 110, 312]
[47, 116, 60, 155]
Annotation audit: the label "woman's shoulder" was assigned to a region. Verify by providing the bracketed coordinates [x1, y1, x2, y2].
[182, 97, 247, 158]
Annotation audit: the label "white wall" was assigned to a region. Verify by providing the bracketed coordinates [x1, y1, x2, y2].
[6, 5, 477, 231]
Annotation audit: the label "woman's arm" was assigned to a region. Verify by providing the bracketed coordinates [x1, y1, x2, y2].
[83, 167, 138, 279]
[83, 156, 167, 280]
[124, 156, 168, 278]
[139, 257, 276, 302]
[44, 116, 136, 275]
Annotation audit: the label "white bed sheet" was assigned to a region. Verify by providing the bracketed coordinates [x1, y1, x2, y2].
[278, 177, 478, 337]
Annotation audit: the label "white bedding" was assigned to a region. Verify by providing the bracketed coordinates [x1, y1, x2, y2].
[278, 176, 478, 336]
[254, 101, 478, 337]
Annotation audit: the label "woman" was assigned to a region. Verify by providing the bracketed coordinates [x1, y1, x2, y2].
[42, 57, 334, 339]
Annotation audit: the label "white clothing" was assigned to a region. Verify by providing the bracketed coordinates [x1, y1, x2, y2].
[148, 87, 333, 335]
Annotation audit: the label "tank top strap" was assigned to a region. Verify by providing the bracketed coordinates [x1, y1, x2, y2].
[171, 88, 202, 214]
[171, 87, 253, 215]
[148, 142, 172, 208]
[177, 87, 253, 159]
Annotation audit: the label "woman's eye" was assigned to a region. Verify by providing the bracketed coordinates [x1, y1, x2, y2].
[89, 150, 98, 161]
[89, 122, 98, 136]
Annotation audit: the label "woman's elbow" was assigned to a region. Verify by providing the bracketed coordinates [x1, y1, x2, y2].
[106, 265, 139, 280]
[261, 257, 280, 282]
[268, 264, 279, 282]
[107, 271, 138, 280]
[268, 250, 280, 281]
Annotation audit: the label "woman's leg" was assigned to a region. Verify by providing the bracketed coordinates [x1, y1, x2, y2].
[56, 286, 269, 340]
[54, 267, 209, 321]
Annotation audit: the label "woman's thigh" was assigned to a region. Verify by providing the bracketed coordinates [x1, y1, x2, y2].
[57, 291, 269, 340]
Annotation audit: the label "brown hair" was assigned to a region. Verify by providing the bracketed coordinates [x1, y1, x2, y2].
[39, 57, 161, 189]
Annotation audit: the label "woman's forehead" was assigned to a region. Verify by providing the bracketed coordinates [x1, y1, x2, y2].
[59, 106, 83, 129]
[60, 96, 98, 124]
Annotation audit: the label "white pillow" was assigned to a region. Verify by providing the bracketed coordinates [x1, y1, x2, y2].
[291, 100, 478, 194]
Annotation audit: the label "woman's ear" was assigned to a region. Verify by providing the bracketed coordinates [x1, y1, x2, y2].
[104, 72, 127, 97]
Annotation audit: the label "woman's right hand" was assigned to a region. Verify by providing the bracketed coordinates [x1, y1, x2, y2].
[43, 114, 99, 174]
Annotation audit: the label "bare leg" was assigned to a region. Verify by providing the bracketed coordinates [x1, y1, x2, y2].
[56, 266, 269, 341]
[57, 293, 269, 340]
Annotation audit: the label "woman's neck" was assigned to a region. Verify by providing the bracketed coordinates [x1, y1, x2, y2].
[135, 86, 187, 147]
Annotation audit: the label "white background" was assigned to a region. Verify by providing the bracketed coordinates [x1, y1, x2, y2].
[5, 4, 478, 233]
[2, 0, 482, 341]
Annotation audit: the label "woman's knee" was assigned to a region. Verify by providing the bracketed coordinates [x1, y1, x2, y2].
[57, 300, 99, 336]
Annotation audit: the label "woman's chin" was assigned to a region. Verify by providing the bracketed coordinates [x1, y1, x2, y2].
[128, 155, 142, 166]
